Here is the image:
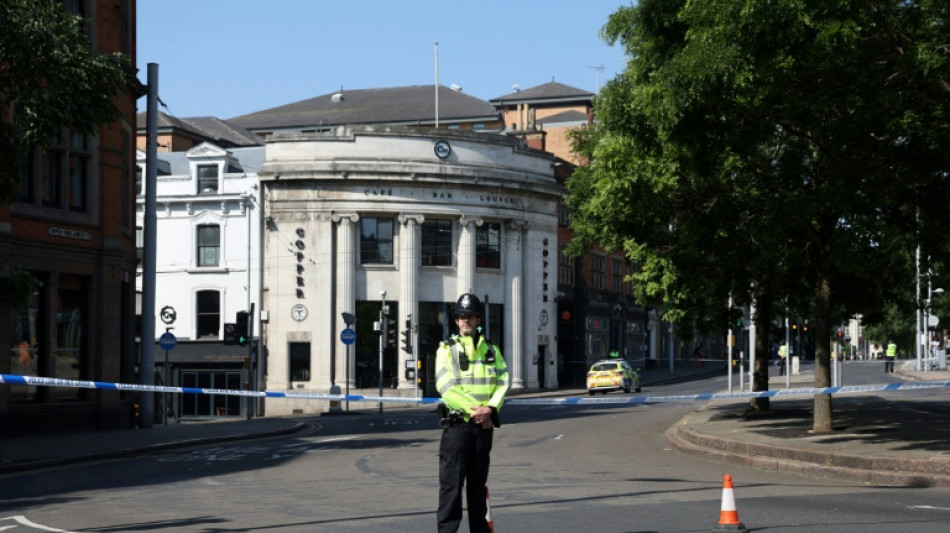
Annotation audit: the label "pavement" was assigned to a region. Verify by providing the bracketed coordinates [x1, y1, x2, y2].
[666, 360, 950, 487]
[2, 360, 949, 488]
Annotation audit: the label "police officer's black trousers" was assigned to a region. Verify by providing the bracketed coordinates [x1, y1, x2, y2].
[437, 422, 493, 533]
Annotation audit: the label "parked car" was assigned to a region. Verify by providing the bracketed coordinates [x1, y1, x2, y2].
[586, 360, 641, 395]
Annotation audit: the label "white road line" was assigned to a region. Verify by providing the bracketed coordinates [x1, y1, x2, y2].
[314, 436, 359, 444]
[0, 516, 78, 532]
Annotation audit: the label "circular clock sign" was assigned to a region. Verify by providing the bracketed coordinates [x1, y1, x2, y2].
[291, 304, 308, 321]
[434, 140, 451, 159]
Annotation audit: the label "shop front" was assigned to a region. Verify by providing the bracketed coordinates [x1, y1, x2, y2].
[152, 341, 251, 420]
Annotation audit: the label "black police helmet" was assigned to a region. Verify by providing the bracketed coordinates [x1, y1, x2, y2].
[454, 293, 482, 317]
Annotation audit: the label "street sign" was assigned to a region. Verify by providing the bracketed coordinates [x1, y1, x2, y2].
[929, 315, 939, 327]
[340, 328, 356, 345]
[159, 332, 177, 351]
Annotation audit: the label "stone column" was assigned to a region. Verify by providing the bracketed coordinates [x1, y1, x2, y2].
[397, 214, 424, 391]
[311, 213, 334, 389]
[506, 220, 529, 390]
[333, 213, 359, 390]
[457, 215, 482, 296]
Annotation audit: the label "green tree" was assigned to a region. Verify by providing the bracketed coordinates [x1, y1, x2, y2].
[0, 0, 129, 203]
[569, 0, 950, 431]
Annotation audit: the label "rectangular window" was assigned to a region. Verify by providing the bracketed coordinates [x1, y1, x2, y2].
[42, 146, 62, 207]
[591, 254, 606, 290]
[360, 217, 394, 264]
[558, 246, 574, 286]
[197, 164, 219, 194]
[421, 219, 452, 266]
[67, 132, 87, 211]
[9, 273, 42, 403]
[136, 226, 144, 267]
[55, 274, 86, 399]
[558, 199, 571, 226]
[476, 222, 501, 269]
[180, 371, 242, 417]
[19, 149, 34, 202]
[122, 130, 131, 229]
[196, 290, 220, 339]
[197, 224, 220, 267]
[611, 258, 623, 293]
[586, 316, 610, 364]
[18, 128, 91, 212]
[136, 165, 144, 196]
[289, 342, 311, 381]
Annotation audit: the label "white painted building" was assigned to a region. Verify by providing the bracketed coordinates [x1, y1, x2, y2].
[259, 126, 560, 415]
[136, 142, 265, 418]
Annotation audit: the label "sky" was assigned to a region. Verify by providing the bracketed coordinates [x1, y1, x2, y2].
[137, 0, 631, 120]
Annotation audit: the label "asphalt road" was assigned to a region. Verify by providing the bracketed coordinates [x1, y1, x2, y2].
[3, 370, 950, 532]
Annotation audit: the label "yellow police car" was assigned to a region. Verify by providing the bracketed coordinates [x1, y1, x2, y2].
[586, 360, 641, 395]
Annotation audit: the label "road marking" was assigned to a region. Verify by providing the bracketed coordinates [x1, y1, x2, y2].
[0, 516, 77, 532]
[369, 418, 424, 427]
[314, 436, 358, 444]
[910, 505, 950, 511]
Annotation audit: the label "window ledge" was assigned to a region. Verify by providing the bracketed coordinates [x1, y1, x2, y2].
[186, 267, 230, 274]
[360, 264, 397, 271]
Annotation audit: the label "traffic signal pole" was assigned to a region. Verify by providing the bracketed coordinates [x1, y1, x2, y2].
[246, 303, 254, 420]
[379, 291, 387, 413]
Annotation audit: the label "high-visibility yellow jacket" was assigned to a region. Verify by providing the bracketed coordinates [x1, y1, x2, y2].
[886, 343, 897, 358]
[435, 334, 509, 422]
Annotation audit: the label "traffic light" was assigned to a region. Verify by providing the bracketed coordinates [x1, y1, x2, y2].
[401, 318, 412, 353]
[727, 308, 743, 330]
[385, 316, 397, 348]
[223, 323, 237, 345]
[236, 311, 249, 347]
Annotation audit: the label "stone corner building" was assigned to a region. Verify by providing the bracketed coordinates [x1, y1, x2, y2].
[259, 125, 559, 414]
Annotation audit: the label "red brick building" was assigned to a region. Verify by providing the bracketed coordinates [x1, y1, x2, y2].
[492, 82, 651, 386]
[0, 0, 140, 435]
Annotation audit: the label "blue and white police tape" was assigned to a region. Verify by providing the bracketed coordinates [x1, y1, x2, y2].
[0, 373, 437, 405]
[508, 381, 950, 405]
[2, 373, 950, 405]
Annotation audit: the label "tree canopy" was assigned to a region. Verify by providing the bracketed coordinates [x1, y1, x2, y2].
[0, 0, 129, 204]
[568, 0, 950, 431]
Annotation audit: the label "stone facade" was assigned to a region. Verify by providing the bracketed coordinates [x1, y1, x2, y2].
[259, 126, 560, 415]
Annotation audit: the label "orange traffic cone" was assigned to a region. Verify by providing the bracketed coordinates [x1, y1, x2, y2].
[713, 475, 748, 532]
[485, 485, 495, 533]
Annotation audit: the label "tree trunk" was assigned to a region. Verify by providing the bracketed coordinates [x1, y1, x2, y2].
[748, 289, 773, 413]
[812, 268, 834, 432]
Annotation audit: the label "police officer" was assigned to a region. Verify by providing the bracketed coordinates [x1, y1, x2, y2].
[885, 341, 897, 373]
[436, 292, 509, 533]
[778, 343, 788, 376]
